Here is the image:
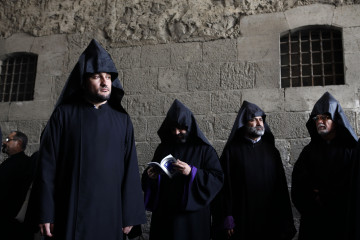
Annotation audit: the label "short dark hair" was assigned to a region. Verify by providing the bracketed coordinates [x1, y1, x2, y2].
[12, 131, 28, 151]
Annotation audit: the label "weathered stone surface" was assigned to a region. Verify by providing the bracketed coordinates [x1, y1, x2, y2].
[170, 42, 202, 66]
[8, 100, 53, 121]
[344, 52, 360, 87]
[254, 61, 281, 89]
[356, 111, 360, 136]
[214, 113, 237, 140]
[187, 62, 221, 91]
[146, 117, 164, 142]
[141, 44, 171, 67]
[195, 114, 216, 141]
[109, 46, 141, 69]
[289, 138, 311, 165]
[203, 39, 237, 62]
[211, 91, 242, 114]
[343, 27, 360, 54]
[132, 117, 147, 142]
[333, 4, 360, 28]
[163, 92, 211, 115]
[212, 140, 226, 157]
[285, 4, 335, 31]
[127, 94, 166, 116]
[275, 139, 292, 186]
[238, 34, 279, 62]
[267, 112, 309, 139]
[135, 142, 154, 166]
[158, 66, 188, 93]
[240, 11, 288, 36]
[123, 67, 158, 94]
[242, 88, 285, 112]
[220, 62, 257, 89]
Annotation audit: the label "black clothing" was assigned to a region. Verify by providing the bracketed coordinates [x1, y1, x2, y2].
[35, 39, 146, 240]
[218, 101, 296, 240]
[0, 151, 36, 240]
[291, 92, 358, 240]
[142, 99, 223, 240]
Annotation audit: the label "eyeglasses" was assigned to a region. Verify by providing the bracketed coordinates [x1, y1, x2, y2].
[5, 138, 18, 142]
[312, 115, 331, 122]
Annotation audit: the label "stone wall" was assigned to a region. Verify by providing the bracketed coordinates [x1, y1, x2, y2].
[1, 1, 360, 239]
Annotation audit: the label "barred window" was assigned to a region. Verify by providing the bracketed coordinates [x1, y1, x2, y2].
[0, 52, 38, 102]
[280, 27, 344, 88]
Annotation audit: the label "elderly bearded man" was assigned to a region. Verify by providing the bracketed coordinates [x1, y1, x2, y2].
[291, 92, 358, 240]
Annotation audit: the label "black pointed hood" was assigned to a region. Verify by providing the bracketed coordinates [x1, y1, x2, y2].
[225, 101, 275, 147]
[55, 39, 125, 112]
[306, 92, 358, 145]
[157, 99, 211, 146]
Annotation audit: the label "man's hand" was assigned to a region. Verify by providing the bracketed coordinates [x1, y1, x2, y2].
[172, 159, 191, 176]
[227, 229, 234, 238]
[147, 166, 160, 179]
[39, 223, 54, 237]
[122, 226, 133, 234]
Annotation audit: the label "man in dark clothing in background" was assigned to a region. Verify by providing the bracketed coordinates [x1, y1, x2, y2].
[142, 99, 223, 240]
[35, 39, 146, 240]
[218, 101, 296, 240]
[291, 92, 358, 240]
[0, 131, 36, 240]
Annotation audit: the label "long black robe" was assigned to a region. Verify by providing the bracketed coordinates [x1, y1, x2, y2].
[142, 99, 223, 240]
[218, 101, 295, 240]
[35, 39, 146, 240]
[0, 151, 36, 240]
[291, 92, 358, 240]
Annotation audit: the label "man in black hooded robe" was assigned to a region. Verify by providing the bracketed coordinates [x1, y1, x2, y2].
[35, 39, 146, 240]
[142, 99, 223, 240]
[291, 92, 358, 240]
[217, 101, 296, 240]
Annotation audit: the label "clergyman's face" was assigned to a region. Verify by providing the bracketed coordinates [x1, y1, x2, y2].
[85, 72, 112, 103]
[314, 114, 335, 137]
[2, 132, 21, 156]
[246, 116, 265, 138]
[172, 127, 188, 143]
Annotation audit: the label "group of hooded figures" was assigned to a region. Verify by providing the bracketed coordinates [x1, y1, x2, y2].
[2, 39, 360, 240]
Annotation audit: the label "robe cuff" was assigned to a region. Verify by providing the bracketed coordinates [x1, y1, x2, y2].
[181, 166, 197, 208]
[224, 216, 235, 229]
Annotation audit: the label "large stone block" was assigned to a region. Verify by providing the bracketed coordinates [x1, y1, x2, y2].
[109, 46, 141, 69]
[240, 12, 288, 36]
[188, 62, 221, 91]
[34, 74, 55, 101]
[8, 100, 53, 121]
[0, 103, 10, 121]
[214, 113, 237, 140]
[333, 4, 360, 28]
[146, 117, 164, 143]
[16, 120, 43, 143]
[31, 35, 68, 54]
[238, 34, 279, 62]
[3, 33, 36, 54]
[141, 44, 171, 67]
[126, 94, 166, 117]
[171, 42, 202, 66]
[158, 66, 188, 93]
[212, 140, 226, 157]
[343, 27, 360, 54]
[0, 121, 18, 136]
[203, 39, 237, 62]
[344, 110, 357, 133]
[357, 111, 360, 136]
[123, 67, 158, 94]
[131, 116, 147, 142]
[267, 112, 309, 139]
[163, 92, 211, 115]
[241, 88, 284, 112]
[194, 114, 216, 141]
[36, 52, 66, 76]
[344, 52, 360, 87]
[284, 4, 334, 31]
[211, 91, 241, 114]
[289, 138, 311, 165]
[135, 142, 155, 166]
[220, 62, 256, 90]
[254, 61, 281, 89]
[285, 86, 359, 112]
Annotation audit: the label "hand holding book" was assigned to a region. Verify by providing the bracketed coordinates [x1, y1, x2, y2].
[147, 154, 191, 178]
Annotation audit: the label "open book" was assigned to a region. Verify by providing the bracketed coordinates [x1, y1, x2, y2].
[147, 154, 177, 178]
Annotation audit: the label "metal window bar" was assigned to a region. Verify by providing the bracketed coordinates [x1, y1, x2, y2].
[0, 54, 37, 102]
[280, 27, 344, 88]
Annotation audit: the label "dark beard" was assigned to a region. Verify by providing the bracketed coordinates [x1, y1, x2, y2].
[246, 125, 265, 138]
[175, 132, 188, 143]
[85, 91, 110, 104]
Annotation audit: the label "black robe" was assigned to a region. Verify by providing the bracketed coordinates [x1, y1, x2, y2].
[0, 151, 36, 240]
[142, 99, 223, 240]
[291, 92, 358, 240]
[35, 39, 146, 240]
[218, 101, 295, 240]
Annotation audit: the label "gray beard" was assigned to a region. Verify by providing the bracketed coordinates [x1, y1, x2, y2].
[246, 125, 265, 138]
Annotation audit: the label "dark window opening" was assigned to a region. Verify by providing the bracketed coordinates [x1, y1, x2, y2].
[280, 27, 344, 88]
[0, 52, 38, 102]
